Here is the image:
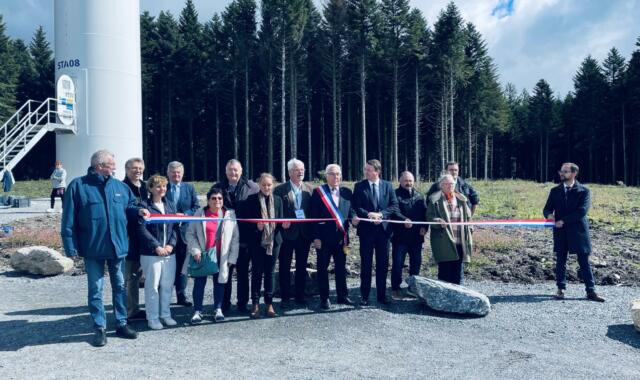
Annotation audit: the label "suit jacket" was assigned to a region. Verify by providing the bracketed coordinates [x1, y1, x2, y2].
[427, 177, 479, 207]
[243, 192, 284, 250]
[123, 177, 148, 262]
[165, 181, 200, 241]
[543, 181, 592, 254]
[310, 184, 355, 246]
[273, 181, 314, 241]
[352, 179, 399, 237]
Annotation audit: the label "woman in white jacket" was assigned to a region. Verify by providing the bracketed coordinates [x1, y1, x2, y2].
[184, 187, 239, 323]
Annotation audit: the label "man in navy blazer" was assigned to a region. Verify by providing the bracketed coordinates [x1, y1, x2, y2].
[352, 159, 399, 306]
[543, 162, 604, 302]
[310, 163, 356, 310]
[165, 161, 200, 306]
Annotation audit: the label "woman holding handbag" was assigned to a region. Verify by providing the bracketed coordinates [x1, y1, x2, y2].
[245, 173, 284, 319]
[184, 187, 239, 323]
[138, 175, 179, 330]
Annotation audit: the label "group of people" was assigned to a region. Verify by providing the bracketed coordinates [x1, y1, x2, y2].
[60, 149, 603, 348]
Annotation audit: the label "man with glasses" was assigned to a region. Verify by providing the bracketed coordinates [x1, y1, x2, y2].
[427, 161, 479, 215]
[543, 163, 604, 302]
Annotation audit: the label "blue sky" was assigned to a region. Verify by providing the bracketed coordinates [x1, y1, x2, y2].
[1, 0, 639, 97]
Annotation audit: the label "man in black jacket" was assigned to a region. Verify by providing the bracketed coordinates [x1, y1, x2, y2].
[212, 159, 259, 312]
[543, 163, 604, 302]
[427, 161, 479, 215]
[391, 171, 426, 299]
[123, 157, 148, 322]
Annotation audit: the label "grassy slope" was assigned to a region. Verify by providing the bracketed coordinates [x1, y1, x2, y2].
[9, 179, 640, 232]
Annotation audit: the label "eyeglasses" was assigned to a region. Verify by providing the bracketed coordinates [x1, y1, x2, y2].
[209, 196, 223, 201]
[558, 170, 572, 174]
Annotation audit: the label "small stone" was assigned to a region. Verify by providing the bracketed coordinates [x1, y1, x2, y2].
[589, 256, 607, 268]
[10, 246, 73, 276]
[631, 299, 640, 333]
[408, 275, 491, 316]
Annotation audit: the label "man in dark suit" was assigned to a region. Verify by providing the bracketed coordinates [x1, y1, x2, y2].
[543, 162, 604, 302]
[212, 159, 259, 312]
[309, 164, 356, 310]
[166, 161, 200, 307]
[352, 159, 399, 306]
[427, 161, 479, 215]
[273, 158, 314, 307]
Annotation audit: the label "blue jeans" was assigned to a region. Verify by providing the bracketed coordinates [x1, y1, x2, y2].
[84, 257, 128, 329]
[192, 273, 225, 312]
[555, 250, 595, 292]
[391, 242, 423, 290]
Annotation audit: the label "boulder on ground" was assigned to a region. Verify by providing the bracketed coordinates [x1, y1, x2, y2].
[631, 299, 640, 333]
[10, 246, 73, 276]
[408, 275, 491, 316]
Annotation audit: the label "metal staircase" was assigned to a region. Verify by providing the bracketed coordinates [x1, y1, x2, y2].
[0, 98, 76, 177]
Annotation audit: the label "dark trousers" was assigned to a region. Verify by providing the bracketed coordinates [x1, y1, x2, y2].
[437, 245, 464, 285]
[224, 244, 251, 308]
[359, 232, 390, 301]
[317, 241, 349, 302]
[173, 234, 188, 301]
[391, 242, 423, 290]
[251, 245, 278, 304]
[278, 238, 311, 301]
[50, 188, 64, 209]
[192, 273, 226, 312]
[555, 249, 595, 292]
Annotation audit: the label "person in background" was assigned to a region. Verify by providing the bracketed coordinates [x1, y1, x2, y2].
[47, 160, 66, 212]
[138, 175, 178, 330]
[426, 174, 473, 285]
[185, 187, 239, 324]
[245, 173, 283, 318]
[427, 161, 479, 215]
[123, 157, 148, 322]
[165, 161, 199, 307]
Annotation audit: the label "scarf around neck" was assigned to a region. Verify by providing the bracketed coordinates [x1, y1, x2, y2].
[259, 192, 276, 256]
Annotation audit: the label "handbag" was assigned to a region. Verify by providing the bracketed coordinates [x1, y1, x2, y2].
[188, 246, 219, 277]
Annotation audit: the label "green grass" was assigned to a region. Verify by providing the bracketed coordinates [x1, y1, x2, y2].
[7, 178, 640, 232]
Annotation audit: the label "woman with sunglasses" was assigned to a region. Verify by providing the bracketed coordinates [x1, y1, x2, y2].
[184, 187, 239, 323]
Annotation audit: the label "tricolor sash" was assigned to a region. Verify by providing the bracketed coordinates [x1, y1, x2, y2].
[316, 185, 349, 249]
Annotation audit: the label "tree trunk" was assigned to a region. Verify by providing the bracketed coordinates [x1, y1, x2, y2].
[332, 46, 338, 164]
[545, 130, 549, 182]
[281, 37, 286, 182]
[622, 102, 627, 184]
[320, 95, 325, 171]
[290, 56, 297, 158]
[347, 95, 352, 180]
[337, 88, 343, 166]
[414, 65, 420, 181]
[440, 89, 445, 170]
[232, 76, 238, 159]
[391, 61, 399, 181]
[307, 97, 312, 181]
[215, 98, 220, 181]
[267, 73, 274, 174]
[360, 54, 367, 173]
[188, 116, 194, 177]
[467, 113, 472, 179]
[612, 115, 616, 183]
[449, 70, 455, 162]
[244, 61, 250, 175]
[484, 133, 489, 180]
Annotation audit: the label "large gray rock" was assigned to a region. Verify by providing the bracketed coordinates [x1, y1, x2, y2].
[408, 275, 491, 316]
[631, 299, 640, 333]
[10, 246, 74, 276]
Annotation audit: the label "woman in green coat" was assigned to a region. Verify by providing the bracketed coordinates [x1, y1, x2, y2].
[426, 174, 473, 284]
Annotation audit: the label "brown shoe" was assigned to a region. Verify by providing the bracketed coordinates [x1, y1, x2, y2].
[250, 303, 261, 319]
[554, 289, 565, 300]
[266, 304, 278, 318]
[587, 292, 605, 302]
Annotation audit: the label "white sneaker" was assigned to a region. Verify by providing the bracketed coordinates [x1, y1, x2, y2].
[46, 208, 55, 213]
[214, 308, 225, 322]
[148, 319, 163, 330]
[162, 317, 177, 326]
[190, 311, 202, 324]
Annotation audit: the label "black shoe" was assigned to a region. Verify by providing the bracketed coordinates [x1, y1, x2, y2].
[115, 324, 138, 339]
[378, 297, 391, 306]
[92, 328, 107, 347]
[221, 302, 231, 312]
[237, 304, 248, 313]
[320, 299, 331, 310]
[337, 297, 354, 306]
[177, 299, 193, 307]
[127, 310, 146, 323]
[295, 297, 307, 306]
[360, 298, 369, 307]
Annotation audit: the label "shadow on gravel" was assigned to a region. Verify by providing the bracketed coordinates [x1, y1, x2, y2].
[6, 305, 87, 316]
[489, 294, 556, 304]
[606, 324, 640, 349]
[0, 314, 95, 351]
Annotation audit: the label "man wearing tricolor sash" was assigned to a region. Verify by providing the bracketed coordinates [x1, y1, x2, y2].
[310, 164, 356, 310]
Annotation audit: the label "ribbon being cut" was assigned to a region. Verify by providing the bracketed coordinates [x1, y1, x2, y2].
[145, 214, 554, 228]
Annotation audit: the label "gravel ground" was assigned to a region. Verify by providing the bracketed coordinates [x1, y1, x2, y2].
[0, 198, 59, 226]
[0, 271, 638, 379]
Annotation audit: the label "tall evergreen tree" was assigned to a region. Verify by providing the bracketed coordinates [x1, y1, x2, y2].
[603, 47, 626, 183]
[0, 15, 18, 120]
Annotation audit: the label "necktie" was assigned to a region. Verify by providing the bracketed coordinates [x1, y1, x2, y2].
[173, 184, 180, 209]
[372, 183, 378, 211]
[295, 189, 301, 209]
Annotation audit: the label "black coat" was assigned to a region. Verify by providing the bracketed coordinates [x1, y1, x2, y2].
[427, 177, 479, 207]
[543, 181, 592, 254]
[137, 199, 179, 256]
[392, 187, 427, 245]
[309, 184, 355, 246]
[352, 179, 400, 237]
[242, 192, 284, 250]
[124, 177, 148, 261]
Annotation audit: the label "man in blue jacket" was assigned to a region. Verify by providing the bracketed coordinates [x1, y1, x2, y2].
[61, 149, 149, 347]
[543, 162, 604, 302]
[353, 159, 400, 306]
[165, 161, 200, 307]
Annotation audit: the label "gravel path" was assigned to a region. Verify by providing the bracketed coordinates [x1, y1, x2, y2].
[0, 198, 60, 226]
[0, 271, 638, 379]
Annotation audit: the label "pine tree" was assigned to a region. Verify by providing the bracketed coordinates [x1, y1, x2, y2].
[603, 47, 626, 183]
[0, 15, 18, 120]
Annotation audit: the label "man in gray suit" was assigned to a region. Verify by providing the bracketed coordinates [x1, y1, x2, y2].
[274, 158, 314, 307]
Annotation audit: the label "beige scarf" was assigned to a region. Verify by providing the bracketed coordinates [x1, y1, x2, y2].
[259, 192, 276, 256]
